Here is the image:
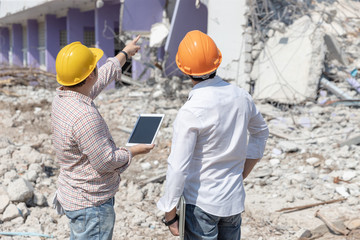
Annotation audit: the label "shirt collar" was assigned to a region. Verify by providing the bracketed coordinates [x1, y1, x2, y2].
[188, 76, 223, 100]
[56, 87, 93, 105]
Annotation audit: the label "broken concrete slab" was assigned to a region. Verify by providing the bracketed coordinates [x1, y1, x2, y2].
[149, 22, 170, 48]
[251, 16, 325, 104]
[339, 134, 360, 147]
[324, 34, 348, 65]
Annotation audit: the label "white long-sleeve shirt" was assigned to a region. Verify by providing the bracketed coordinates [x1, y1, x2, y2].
[157, 76, 269, 217]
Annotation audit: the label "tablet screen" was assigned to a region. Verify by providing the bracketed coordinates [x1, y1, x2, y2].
[126, 114, 164, 146]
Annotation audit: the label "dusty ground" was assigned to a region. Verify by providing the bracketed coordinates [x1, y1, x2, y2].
[0, 80, 359, 240]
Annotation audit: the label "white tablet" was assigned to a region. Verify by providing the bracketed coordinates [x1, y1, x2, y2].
[126, 114, 164, 146]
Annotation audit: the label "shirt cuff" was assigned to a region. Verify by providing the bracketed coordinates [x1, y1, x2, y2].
[157, 195, 180, 213]
[246, 136, 267, 159]
[121, 147, 132, 164]
[114, 147, 132, 175]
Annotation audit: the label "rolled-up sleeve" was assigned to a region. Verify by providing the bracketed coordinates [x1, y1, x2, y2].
[246, 100, 269, 160]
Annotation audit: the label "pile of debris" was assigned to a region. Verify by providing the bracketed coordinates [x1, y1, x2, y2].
[0, 73, 359, 239]
[0, 66, 58, 90]
[245, 0, 360, 107]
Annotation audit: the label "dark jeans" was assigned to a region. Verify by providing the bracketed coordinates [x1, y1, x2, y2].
[185, 204, 242, 240]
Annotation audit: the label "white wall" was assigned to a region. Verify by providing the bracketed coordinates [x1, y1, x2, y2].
[202, 0, 247, 87]
[0, 0, 49, 18]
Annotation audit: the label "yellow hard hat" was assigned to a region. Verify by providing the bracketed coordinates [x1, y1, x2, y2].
[56, 42, 104, 86]
[176, 30, 222, 76]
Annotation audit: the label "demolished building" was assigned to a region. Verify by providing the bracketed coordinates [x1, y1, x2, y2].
[0, 0, 248, 88]
[249, 0, 360, 104]
[1, 0, 360, 105]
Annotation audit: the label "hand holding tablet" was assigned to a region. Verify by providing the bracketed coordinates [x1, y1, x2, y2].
[128, 143, 155, 157]
[126, 114, 164, 146]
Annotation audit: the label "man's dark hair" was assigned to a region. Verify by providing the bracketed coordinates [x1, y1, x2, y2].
[69, 79, 87, 88]
[189, 71, 216, 82]
[66, 66, 97, 88]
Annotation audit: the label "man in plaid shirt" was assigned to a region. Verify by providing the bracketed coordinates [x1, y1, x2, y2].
[51, 36, 154, 240]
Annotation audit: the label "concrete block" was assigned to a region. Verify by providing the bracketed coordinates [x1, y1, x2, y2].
[252, 16, 325, 104]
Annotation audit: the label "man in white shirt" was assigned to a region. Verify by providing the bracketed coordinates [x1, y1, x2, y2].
[157, 30, 269, 240]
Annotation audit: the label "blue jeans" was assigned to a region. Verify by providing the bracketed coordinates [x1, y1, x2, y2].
[64, 198, 115, 240]
[185, 204, 242, 240]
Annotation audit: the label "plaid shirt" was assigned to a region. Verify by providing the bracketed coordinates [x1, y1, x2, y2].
[51, 57, 132, 211]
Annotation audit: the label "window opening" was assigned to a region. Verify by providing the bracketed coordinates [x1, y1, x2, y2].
[60, 30, 67, 49]
[83, 28, 95, 47]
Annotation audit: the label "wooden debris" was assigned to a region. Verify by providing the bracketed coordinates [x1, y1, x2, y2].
[0, 78, 13, 85]
[0, 66, 57, 88]
[333, 176, 351, 184]
[315, 210, 350, 236]
[276, 198, 346, 212]
[138, 172, 166, 187]
[0, 89, 20, 97]
[269, 130, 292, 140]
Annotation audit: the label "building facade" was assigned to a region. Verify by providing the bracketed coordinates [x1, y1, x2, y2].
[0, 0, 248, 87]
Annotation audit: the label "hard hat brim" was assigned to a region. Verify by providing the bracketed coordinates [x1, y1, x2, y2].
[89, 48, 104, 66]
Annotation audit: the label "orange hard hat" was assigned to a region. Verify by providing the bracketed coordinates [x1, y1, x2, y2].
[56, 42, 103, 86]
[176, 30, 222, 76]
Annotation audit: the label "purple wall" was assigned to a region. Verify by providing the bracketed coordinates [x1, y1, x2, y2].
[27, 19, 39, 68]
[45, 15, 66, 73]
[12, 24, 23, 66]
[122, 0, 166, 31]
[67, 8, 95, 44]
[0, 27, 10, 64]
[95, 3, 119, 66]
[1, 0, 170, 82]
[164, 0, 208, 77]
[121, 0, 166, 81]
[67, 8, 83, 43]
[95, 2, 120, 89]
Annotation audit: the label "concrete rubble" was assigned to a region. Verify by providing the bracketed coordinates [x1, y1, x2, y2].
[252, 15, 325, 104]
[0, 73, 360, 239]
[246, 0, 360, 106]
[0, 0, 360, 239]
